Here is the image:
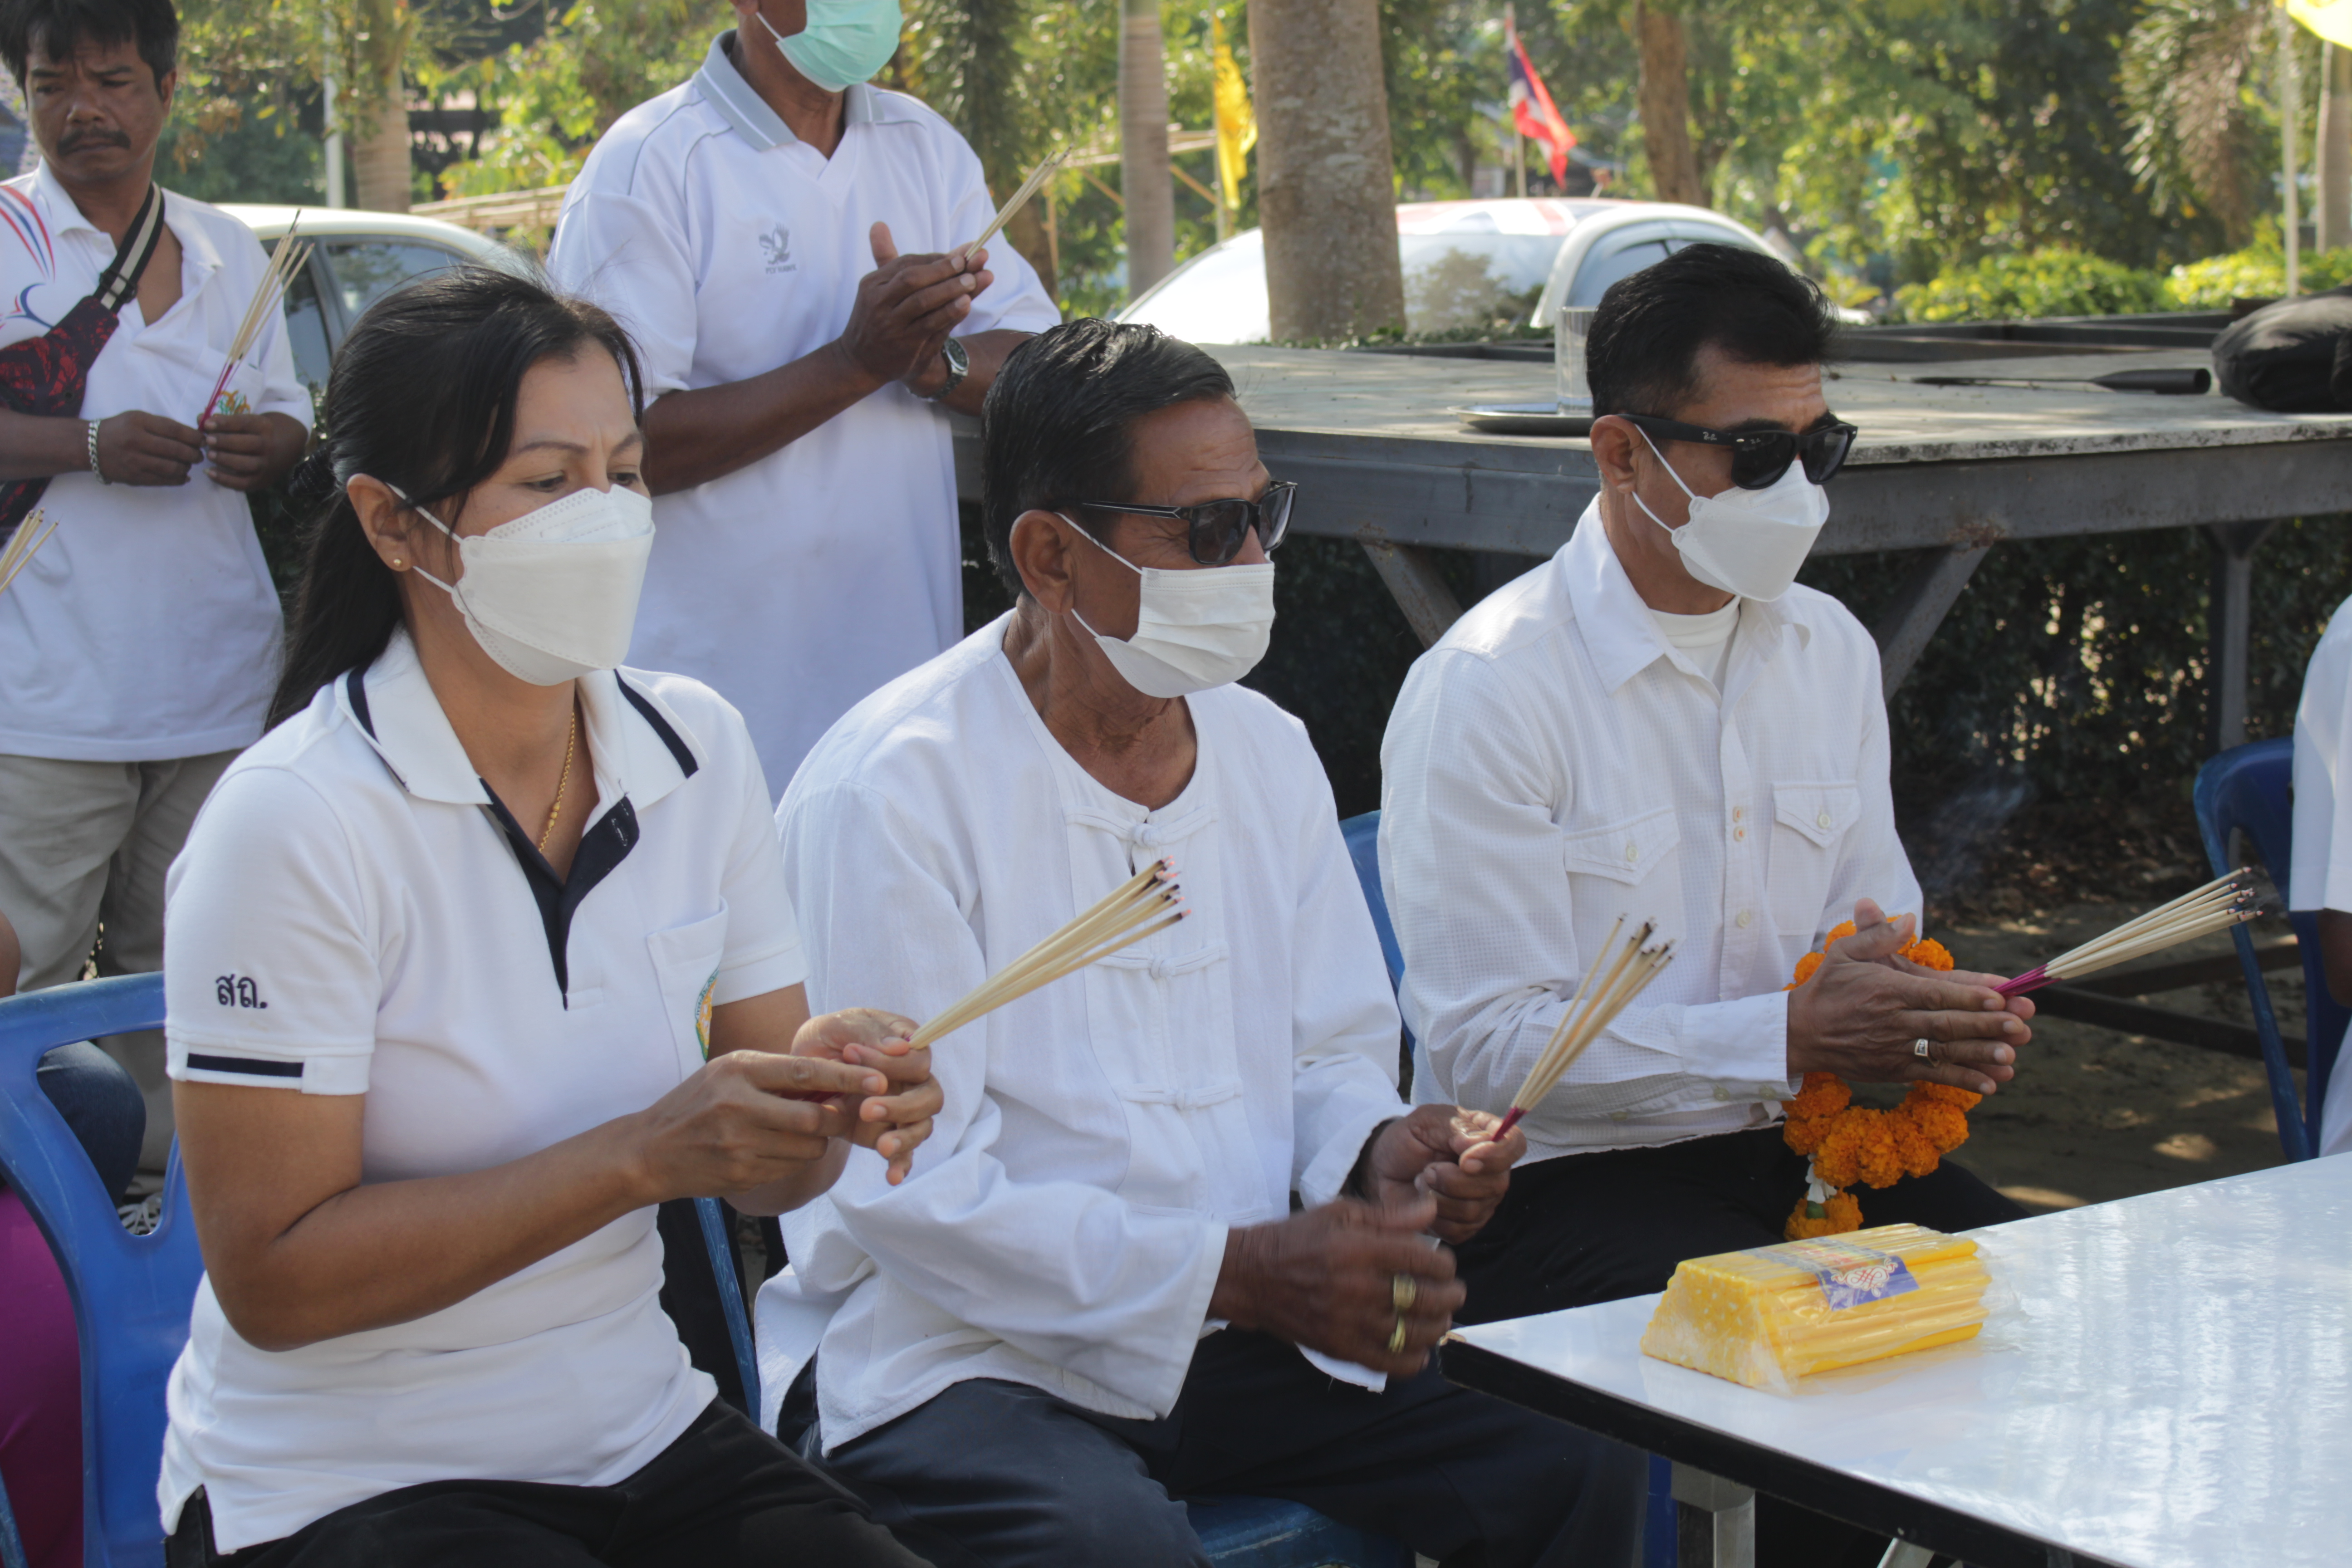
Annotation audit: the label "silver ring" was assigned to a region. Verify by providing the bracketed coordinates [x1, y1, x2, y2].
[1914, 1037, 1933, 1060]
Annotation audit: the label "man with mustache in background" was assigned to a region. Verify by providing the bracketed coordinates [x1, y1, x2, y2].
[0, 0, 309, 1183]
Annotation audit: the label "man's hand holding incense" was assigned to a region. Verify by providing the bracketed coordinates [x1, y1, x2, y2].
[200, 409, 306, 492]
[93, 410, 203, 486]
[1787, 899, 2031, 1096]
[1210, 1196, 1463, 1375]
[1346, 1105, 1525, 1244]
[791, 1007, 942, 1186]
[838, 221, 993, 392]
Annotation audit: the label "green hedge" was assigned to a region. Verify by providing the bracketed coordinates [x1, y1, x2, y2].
[1889, 248, 2170, 323]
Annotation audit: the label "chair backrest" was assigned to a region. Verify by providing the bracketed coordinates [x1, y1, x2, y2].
[0, 975, 200, 1568]
[1338, 812, 1403, 995]
[2192, 737, 2352, 1161]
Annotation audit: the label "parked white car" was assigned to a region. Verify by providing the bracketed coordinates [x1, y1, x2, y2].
[1115, 198, 1778, 344]
[221, 205, 520, 401]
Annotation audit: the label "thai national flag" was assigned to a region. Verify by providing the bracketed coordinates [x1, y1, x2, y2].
[1506, 22, 1577, 188]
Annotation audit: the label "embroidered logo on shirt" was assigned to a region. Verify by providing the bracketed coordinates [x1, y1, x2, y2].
[758, 225, 797, 274]
[215, 975, 269, 1009]
[696, 970, 717, 1057]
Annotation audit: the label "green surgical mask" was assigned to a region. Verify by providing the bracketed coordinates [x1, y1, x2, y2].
[755, 0, 903, 92]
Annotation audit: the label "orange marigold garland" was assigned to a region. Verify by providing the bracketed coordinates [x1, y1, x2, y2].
[1778, 921, 1981, 1239]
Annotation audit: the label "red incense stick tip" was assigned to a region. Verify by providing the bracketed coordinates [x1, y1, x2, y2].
[1494, 1106, 1526, 1138]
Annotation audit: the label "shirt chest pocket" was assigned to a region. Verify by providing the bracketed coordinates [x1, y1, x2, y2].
[1768, 783, 1861, 939]
[1561, 807, 1681, 891]
[645, 904, 730, 1080]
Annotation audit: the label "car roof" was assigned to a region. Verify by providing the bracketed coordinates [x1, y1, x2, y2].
[218, 204, 511, 260]
[1392, 197, 1632, 236]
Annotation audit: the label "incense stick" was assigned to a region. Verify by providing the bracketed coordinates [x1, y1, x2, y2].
[1994, 870, 2260, 997]
[954, 148, 1070, 265]
[905, 860, 1185, 1049]
[1494, 920, 1676, 1137]
[201, 221, 312, 421]
[0, 509, 54, 598]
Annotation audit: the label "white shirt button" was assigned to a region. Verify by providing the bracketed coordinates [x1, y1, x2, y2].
[1817, 810, 1833, 829]
[1625, 843, 1639, 862]
[1736, 909, 1753, 928]
[1732, 806, 1744, 822]
[1733, 826, 1747, 842]
[1712, 1085, 1731, 1102]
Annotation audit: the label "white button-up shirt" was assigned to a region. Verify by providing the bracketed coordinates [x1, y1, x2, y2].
[549, 35, 1060, 790]
[755, 617, 1406, 1450]
[2289, 592, 2352, 1156]
[158, 632, 806, 1550]
[1379, 505, 1920, 1159]
[0, 166, 306, 761]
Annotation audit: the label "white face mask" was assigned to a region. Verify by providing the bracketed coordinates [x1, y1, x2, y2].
[1629, 428, 1829, 603]
[1058, 514, 1276, 699]
[397, 483, 657, 686]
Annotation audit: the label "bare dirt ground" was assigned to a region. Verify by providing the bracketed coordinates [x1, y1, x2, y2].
[1887, 790, 2301, 1214]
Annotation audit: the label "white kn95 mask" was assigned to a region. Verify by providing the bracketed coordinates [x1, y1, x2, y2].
[395, 482, 656, 686]
[1631, 428, 1829, 603]
[1059, 514, 1276, 699]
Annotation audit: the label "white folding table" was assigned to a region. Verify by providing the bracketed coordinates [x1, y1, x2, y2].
[1441, 1158, 2352, 1568]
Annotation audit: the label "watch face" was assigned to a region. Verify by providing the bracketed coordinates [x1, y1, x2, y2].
[944, 338, 970, 373]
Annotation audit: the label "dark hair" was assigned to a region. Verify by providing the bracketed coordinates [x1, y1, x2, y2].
[0, 0, 177, 88]
[1585, 243, 1837, 419]
[267, 265, 643, 727]
[980, 318, 1235, 599]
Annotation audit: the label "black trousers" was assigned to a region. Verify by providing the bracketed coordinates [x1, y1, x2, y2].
[1453, 1126, 2026, 1568]
[167, 1401, 934, 1568]
[791, 1328, 1646, 1568]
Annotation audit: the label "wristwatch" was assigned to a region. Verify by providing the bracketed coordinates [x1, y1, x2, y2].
[922, 337, 969, 402]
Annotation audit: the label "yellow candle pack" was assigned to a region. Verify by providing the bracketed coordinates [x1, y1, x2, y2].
[1639, 1224, 1996, 1392]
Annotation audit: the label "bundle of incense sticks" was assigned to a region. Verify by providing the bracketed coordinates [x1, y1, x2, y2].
[1994, 869, 2260, 998]
[0, 509, 54, 598]
[954, 148, 1071, 265]
[1494, 918, 1676, 1137]
[201, 225, 312, 421]
[905, 859, 1184, 1049]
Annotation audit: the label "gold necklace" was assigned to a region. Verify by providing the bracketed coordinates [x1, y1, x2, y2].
[536, 702, 576, 855]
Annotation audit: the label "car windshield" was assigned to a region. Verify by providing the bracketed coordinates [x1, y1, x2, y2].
[1399, 234, 1562, 334]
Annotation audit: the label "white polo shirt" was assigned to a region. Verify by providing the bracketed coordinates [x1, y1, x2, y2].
[156, 631, 807, 1552]
[549, 34, 1060, 792]
[0, 164, 307, 761]
[2290, 593, 2352, 1157]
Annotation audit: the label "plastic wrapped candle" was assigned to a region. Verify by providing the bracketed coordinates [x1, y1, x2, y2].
[1639, 1224, 1997, 1392]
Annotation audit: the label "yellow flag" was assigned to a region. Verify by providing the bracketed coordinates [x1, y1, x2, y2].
[2289, 0, 2352, 49]
[1212, 11, 1257, 212]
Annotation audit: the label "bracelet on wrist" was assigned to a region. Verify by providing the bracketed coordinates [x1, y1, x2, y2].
[86, 418, 108, 485]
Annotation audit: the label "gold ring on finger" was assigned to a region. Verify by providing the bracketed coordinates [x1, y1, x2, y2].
[1387, 1315, 1408, 1355]
[1392, 1271, 1418, 1313]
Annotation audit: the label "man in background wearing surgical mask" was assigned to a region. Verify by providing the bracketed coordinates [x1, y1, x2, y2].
[1379, 251, 2032, 1562]
[754, 320, 1643, 1568]
[549, 0, 1057, 793]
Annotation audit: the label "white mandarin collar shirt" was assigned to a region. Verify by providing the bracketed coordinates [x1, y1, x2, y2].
[0, 166, 307, 761]
[2289, 592, 2352, 1156]
[755, 617, 1406, 1451]
[1379, 504, 1920, 1160]
[548, 34, 1059, 791]
[158, 632, 806, 1550]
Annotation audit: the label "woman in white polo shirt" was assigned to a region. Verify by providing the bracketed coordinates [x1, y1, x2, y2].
[155, 267, 941, 1568]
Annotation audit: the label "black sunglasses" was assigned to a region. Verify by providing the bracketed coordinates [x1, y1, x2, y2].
[1618, 413, 1858, 490]
[1078, 480, 1296, 566]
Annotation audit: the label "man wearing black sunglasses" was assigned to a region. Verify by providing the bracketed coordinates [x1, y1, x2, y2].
[762, 318, 1643, 1568]
[1380, 245, 2034, 1567]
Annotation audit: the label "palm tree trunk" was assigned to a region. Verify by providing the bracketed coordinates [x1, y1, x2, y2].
[1120, 0, 1174, 299]
[1251, 0, 1404, 341]
[1634, 0, 1704, 207]
[349, 0, 411, 212]
[2321, 42, 2351, 251]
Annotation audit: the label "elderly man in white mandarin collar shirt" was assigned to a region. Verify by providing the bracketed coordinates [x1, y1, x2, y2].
[1382, 244, 2038, 1312]
[757, 320, 1642, 1568]
[549, 0, 1058, 792]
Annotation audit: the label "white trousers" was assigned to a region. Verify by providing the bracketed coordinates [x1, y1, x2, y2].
[0, 749, 240, 1173]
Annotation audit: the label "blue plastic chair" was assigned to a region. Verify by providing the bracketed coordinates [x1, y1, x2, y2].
[1335, 812, 1675, 1568]
[0, 974, 199, 1568]
[692, 1196, 761, 1420]
[2194, 737, 2352, 1161]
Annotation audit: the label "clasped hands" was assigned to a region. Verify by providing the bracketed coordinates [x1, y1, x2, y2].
[836, 220, 993, 396]
[1210, 1105, 1527, 1377]
[1786, 897, 2035, 1096]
